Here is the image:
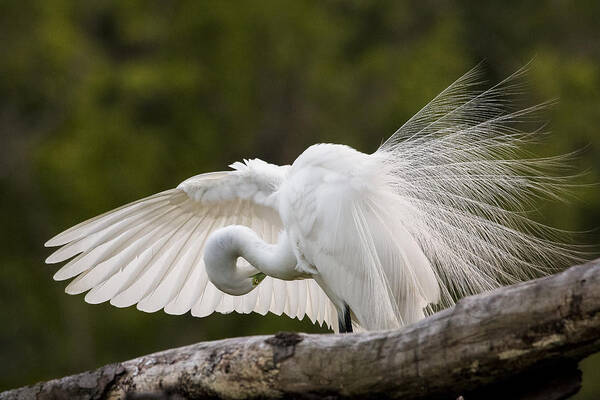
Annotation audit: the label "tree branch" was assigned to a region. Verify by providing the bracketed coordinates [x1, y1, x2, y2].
[3, 259, 600, 400]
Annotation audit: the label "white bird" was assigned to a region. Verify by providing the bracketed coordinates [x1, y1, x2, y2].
[45, 66, 580, 333]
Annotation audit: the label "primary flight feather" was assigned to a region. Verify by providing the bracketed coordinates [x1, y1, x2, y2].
[45, 66, 580, 333]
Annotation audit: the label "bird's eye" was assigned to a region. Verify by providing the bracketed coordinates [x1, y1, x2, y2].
[252, 272, 266, 286]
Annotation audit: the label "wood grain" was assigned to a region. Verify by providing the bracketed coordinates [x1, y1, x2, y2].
[3, 259, 600, 399]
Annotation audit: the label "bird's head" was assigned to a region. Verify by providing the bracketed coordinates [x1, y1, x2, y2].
[204, 226, 265, 296]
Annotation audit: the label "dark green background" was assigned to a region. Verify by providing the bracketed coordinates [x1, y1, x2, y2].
[1, 1, 599, 397]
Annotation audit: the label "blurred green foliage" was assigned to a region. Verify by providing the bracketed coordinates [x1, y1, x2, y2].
[1, 0, 599, 397]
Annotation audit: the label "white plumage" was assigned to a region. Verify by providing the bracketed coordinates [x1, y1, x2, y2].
[45, 66, 579, 332]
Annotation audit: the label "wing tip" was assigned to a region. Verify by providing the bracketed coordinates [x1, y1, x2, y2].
[136, 304, 159, 313]
[53, 270, 67, 281]
[84, 292, 107, 305]
[64, 284, 86, 295]
[164, 307, 185, 316]
[110, 296, 136, 309]
[45, 250, 74, 265]
[45, 236, 64, 248]
[164, 303, 189, 315]
[137, 299, 164, 314]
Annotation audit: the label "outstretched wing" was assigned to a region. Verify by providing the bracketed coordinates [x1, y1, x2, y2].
[45, 159, 337, 331]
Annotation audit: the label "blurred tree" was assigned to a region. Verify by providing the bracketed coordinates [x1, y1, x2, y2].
[0, 0, 598, 397]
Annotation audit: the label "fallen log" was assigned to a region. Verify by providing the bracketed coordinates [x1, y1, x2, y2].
[3, 258, 600, 400]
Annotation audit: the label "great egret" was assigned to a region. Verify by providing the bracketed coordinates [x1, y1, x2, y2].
[45, 66, 580, 333]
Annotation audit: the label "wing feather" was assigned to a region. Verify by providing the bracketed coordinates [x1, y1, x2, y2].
[55, 203, 183, 281]
[46, 166, 336, 330]
[46, 199, 171, 264]
[165, 258, 207, 315]
[296, 280, 307, 321]
[255, 275, 273, 315]
[45, 190, 178, 247]
[270, 279, 287, 316]
[192, 281, 222, 318]
[136, 215, 208, 312]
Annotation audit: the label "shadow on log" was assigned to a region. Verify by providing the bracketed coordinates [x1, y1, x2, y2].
[2, 259, 600, 400]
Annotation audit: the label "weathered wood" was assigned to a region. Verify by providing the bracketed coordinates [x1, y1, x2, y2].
[3, 259, 600, 400]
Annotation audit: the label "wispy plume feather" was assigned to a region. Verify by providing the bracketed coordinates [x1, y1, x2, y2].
[375, 64, 584, 309]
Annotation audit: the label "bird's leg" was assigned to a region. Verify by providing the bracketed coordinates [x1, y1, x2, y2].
[338, 303, 353, 333]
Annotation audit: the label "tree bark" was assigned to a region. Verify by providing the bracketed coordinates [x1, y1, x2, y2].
[3, 258, 600, 400]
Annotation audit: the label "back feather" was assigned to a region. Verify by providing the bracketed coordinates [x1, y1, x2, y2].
[375, 65, 584, 310]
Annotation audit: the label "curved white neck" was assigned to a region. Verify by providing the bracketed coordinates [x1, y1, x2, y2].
[203, 225, 299, 296]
